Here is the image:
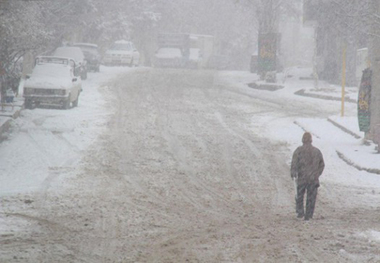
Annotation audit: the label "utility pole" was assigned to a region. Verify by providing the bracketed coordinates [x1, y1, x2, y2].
[370, 0, 380, 143]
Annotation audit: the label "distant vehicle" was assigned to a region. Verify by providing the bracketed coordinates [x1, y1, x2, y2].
[152, 33, 190, 68]
[189, 34, 214, 69]
[53, 46, 88, 80]
[23, 56, 82, 109]
[103, 40, 140, 67]
[187, 48, 202, 69]
[72, 43, 100, 72]
[152, 47, 184, 68]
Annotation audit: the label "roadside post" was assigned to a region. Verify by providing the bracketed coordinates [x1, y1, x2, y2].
[341, 43, 346, 117]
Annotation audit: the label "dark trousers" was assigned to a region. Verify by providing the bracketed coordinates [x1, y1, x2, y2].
[296, 183, 318, 219]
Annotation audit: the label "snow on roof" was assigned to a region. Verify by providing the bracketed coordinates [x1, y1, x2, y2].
[72, 43, 98, 48]
[53, 47, 85, 63]
[189, 48, 200, 60]
[114, 40, 132, 44]
[36, 56, 75, 67]
[155, 48, 182, 58]
[189, 34, 213, 38]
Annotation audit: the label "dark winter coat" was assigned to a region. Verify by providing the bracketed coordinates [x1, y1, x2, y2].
[291, 143, 325, 185]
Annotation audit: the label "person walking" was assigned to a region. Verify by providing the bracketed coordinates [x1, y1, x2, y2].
[291, 132, 325, 220]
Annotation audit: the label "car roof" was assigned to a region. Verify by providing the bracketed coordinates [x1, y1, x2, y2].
[35, 56, 76, 66]
[114, 40, 133, 44]
[31, 63, 73, 80]
[72, 43, 98, 48]
[53, 47, 85, 62]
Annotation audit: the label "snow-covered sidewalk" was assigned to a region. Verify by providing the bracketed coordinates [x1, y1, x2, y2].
[0, 66, 136, 195]
[219, 67, 380, 176]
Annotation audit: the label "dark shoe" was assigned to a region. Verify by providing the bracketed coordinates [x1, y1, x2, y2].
[304, 217, 310, 221]
[297, 214, 304, 218]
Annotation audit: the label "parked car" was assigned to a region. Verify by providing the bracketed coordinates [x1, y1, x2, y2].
[72, 43, 100, 72]
[53, 46, 88, 80]
[23, 56, 82, 109]
[103, 40, 140, 67]
[152, 47, 183, 68]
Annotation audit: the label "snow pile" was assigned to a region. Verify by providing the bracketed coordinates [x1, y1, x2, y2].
[358, 230, 380, 243]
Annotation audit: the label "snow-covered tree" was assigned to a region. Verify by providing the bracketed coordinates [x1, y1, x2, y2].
[0, 0, 53, 100]
[303, 0, 372, 85]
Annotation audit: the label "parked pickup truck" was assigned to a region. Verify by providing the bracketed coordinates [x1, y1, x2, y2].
[23, 56, 82, 109]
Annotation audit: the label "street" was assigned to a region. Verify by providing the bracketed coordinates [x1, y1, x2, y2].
[1, 68, 380, 262]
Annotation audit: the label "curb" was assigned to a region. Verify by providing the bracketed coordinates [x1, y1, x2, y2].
[0, 107, 22, 119]
[293, 121, 321, 139]
[0, 118, 12, 141]
[295, 118, 379, 174]
[336, 150, 380, 175]
[294, 89, 356, 103]
[328, 120, 379, 174]
[0, 103, 23, 141]
[327, 118, 361, 139]
[248, 82, 284, 91]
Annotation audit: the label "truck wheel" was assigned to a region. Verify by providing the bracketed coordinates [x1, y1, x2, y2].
[63, 98, 70, 109]
[81, 70, 87, 80]
[25, 99, 32, 109]
[72, 94, 79, 107]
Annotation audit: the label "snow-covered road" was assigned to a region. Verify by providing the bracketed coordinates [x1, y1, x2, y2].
[1, 67, 380, 262]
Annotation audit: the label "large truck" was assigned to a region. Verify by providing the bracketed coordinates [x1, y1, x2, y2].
[152, 33, 216, 69]
[189, 34, 214, 69]
[152, 33, 190, 68]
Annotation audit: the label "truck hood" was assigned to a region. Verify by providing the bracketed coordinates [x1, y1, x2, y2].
[24, 76, 72, 90]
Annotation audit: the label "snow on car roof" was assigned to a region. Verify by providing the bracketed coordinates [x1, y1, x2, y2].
[72, 43, 98, 48]
[53, 47, 85, 62]
[36, 56, 75, 66]
[114, 40, 132, 44]
[32, 63, 72, 78]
